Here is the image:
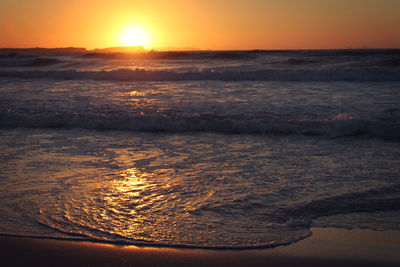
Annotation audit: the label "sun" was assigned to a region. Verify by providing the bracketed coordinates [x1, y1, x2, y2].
[119, 26, 150, 47]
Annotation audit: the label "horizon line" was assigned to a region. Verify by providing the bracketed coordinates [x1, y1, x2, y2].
[1, 46, 400, 53]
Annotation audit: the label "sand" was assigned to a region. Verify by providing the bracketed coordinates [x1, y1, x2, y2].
[1, 227, 399, 267]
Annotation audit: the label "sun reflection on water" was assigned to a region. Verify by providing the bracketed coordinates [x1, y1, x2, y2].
[92, 168, 156, 240]
[103, 168, 156, 218]
[117, 169, 149, 197]
[128, 90, 147, 97]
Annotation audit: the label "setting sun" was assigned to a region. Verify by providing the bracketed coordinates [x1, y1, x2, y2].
[119, 26, 150, 48]
[1, 1, 400, 266]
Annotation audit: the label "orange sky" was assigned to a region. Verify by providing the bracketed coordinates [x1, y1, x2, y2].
[1, 0, 399, 50]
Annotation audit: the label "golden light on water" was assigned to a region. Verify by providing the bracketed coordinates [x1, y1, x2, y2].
[118, 169, 149, 197]
[119, 26, 150, 48]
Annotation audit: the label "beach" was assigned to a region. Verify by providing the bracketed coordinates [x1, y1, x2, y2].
[2, 227, 400, 267]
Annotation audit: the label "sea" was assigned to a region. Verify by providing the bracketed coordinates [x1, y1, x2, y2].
[0, 49, 399, 249]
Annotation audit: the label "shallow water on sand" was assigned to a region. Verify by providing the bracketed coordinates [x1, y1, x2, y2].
[1, 128, 399, 248]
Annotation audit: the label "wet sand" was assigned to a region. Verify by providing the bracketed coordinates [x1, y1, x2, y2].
[1, 227, 399, 267]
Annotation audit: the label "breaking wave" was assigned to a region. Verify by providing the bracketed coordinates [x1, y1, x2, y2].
[1, 68, 400, 82]
[1, 111, 399, 139]
[0, 57, 63, 68]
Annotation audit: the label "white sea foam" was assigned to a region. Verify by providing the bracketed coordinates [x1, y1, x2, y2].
[1, 49, 400, 248]
[1, 111, 399, 139]
[1, 68, 399, 82]
[1, 49, 399, 81]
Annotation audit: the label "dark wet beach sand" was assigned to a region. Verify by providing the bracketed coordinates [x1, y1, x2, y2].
[1, 227, 399, 267]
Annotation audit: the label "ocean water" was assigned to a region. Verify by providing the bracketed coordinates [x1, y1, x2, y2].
[0, 49, 399, 248]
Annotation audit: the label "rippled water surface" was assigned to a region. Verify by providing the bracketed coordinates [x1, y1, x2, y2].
[1, 129, 399, 247]
[1, 49, 400, 248]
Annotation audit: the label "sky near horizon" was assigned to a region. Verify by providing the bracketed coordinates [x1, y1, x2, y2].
[1, 0, 399, 50]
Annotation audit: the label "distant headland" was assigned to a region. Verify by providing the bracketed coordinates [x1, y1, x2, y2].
[0, 46, 145, 54]
[0, 47, 88, 54]
[0, 46, 202, 54]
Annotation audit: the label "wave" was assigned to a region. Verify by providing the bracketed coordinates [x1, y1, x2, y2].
[191, 183, 400, 228]
[1, 68, 400, 82]
[281, 184, 400, 225]
[1, 111, 399, 139]
[59, 48, 400, 61]
[0, 57, 63, 68]
[81, 50, 257, 60]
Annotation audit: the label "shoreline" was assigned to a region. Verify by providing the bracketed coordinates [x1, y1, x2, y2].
[1, 227, 399, 266]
